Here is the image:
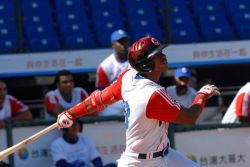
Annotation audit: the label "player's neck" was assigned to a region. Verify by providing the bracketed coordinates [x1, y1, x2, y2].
[141, 71, 161, 82]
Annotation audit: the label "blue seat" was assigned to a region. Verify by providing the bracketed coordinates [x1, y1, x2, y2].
[224, 0, 250, 15]
[201, 25, 236, 42]
[231, 12, 250, 26]
[198, 13, 229, 30]
[0, 0, 15, 17]
[235, 25, 250, 39]
[95, 19, 125, 47]
[170, 28, 199, 43]
[60, 24, 91, 35]
[89, 0, 120, 10]
[231, 12, 250, 39]
[0, 25, 17, 40]
[89, 0, 125, 46]
[170, 14, 196, 29]
[129, 19, 164, 42]
[123, 0, 155, 11]
[22, 0, 51, 16]
[57, 10, 89, 26]
[54, 0, 85, 12]
[29, 37, 61, 52]
[22, 13, 54, 27]
[24, 25, 57, 40]
[0, 38, 17, 54]
[63, 35, 97, 49]
[192, 0, 224, 15]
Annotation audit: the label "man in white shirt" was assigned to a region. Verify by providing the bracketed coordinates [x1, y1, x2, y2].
[45, 70, 89, 120]
[167, 67, 197, 107]
[95, 29, 130, 116]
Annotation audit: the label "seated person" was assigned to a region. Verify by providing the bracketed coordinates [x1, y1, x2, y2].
[44, 70, 89, 120]
[0, 80, 32, 129]
[50, 121, 116, 167]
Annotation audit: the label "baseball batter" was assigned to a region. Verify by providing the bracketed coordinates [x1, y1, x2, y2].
[222, 82, 250, 124]
[57, 36, 220, 167]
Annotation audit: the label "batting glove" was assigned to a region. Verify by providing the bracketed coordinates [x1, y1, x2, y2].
[197, 84, 220, 99]
[57, 111, 74, 128]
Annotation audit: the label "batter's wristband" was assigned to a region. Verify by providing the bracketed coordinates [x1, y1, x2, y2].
[192, 95, 206, 111]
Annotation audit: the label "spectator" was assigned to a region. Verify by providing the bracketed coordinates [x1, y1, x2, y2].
[166, 67, 197, 107]
[222, 82, 250, 124]
[44, 70, 89, 120]
[50, 121, 117, 167]
[0, 80, 32, 129]
[95, 29, 130, 116]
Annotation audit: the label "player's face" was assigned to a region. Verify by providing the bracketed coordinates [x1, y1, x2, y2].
[0, 82, 7, 101]
[153, 52, 168, 72]
[57, 75, 74, 95]
[64, 122, 80, 139]
[112, 37, 129, 61]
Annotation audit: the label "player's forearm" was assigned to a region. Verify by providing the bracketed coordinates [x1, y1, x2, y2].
[12, 110, 33, 120]
[175, 94, 206, 124]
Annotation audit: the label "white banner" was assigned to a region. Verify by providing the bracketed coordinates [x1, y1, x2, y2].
[166, 40, 250, 67]
[1, 40, 250, 77]
[174, 127, 250, 167]
[13, 126, 61, 167]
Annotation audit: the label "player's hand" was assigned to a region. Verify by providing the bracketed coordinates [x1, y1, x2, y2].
[197, 84, 220, 99]
[57, 111, 74, 128]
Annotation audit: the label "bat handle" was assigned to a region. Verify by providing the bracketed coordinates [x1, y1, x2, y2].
[0, 122, 58, 161]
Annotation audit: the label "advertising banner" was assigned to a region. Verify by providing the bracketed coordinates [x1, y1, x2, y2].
[174, 127, 250, 167]
[1, 40, 250, 77]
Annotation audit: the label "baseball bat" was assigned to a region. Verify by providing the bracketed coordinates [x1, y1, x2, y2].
[0, 122, 58, 161]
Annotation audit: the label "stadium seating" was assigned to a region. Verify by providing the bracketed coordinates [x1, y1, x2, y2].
[54, 0, 97, 49]
[2, 0, 250, 54]
[124, 0, 165, 42]
[20, 0, 60, 52]
[89, 0, 125, 47]
[201, 25, 236, 42]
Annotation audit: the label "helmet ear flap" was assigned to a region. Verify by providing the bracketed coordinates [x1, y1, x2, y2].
[135, 57, 155, 73]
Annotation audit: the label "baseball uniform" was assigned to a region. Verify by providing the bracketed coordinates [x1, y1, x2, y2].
[96, 53, 130, 116]
[222, 82, 250, 124]
[45, 87, 88, 120]
[111, 69, 199, 167]
[0, 95, 29, 120]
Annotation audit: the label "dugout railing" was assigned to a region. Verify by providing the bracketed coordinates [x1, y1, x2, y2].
[2, 116, 250, 167]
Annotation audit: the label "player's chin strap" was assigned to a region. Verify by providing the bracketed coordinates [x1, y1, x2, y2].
[66, 88, 120, 119]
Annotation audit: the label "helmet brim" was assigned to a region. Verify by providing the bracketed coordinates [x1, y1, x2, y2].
[147, 43, 168, 58]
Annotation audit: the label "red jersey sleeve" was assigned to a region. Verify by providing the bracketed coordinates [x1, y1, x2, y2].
[100, 69, 129, 103]
[146, 88, 181, 122]
[80, 89, 89, 101]
[9, 96, 28, 117]
[45, 94, 58, 114]
[235, 93, 250, 117]
[96, 66, 110, 89]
